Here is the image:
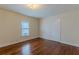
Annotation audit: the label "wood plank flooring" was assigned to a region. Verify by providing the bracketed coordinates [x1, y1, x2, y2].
[0, 38, 79, 55]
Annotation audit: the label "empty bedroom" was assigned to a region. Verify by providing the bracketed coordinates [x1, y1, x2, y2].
[0, 4, 79, 55]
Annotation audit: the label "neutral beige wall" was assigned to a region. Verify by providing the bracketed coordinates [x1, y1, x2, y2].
[40, 10, 79, 47]
[0, 9, 40, 47]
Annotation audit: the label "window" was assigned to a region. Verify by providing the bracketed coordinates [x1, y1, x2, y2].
[21, 21, 29, 37]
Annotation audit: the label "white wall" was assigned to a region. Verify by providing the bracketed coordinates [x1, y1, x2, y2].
[0, 9, 40, 47]
[40, 16, 60, 41]
[60, 11, 79, 47]
[40, 10, 79, 47]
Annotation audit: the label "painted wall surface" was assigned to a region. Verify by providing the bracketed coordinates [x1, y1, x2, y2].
[40, 16, 60, 41]
[60, 11, 79, 47]
[0, 9, 40, 47]
[40, 10, 79, 47]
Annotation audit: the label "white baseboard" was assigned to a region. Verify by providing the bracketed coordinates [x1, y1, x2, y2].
[41, 37, 79, 47]
[0, 36, 39, 48]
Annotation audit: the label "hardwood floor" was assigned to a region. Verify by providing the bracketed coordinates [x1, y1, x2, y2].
[0, 38, 79, 55]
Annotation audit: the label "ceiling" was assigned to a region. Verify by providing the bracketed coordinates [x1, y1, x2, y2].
[0, 4, 79, 18]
